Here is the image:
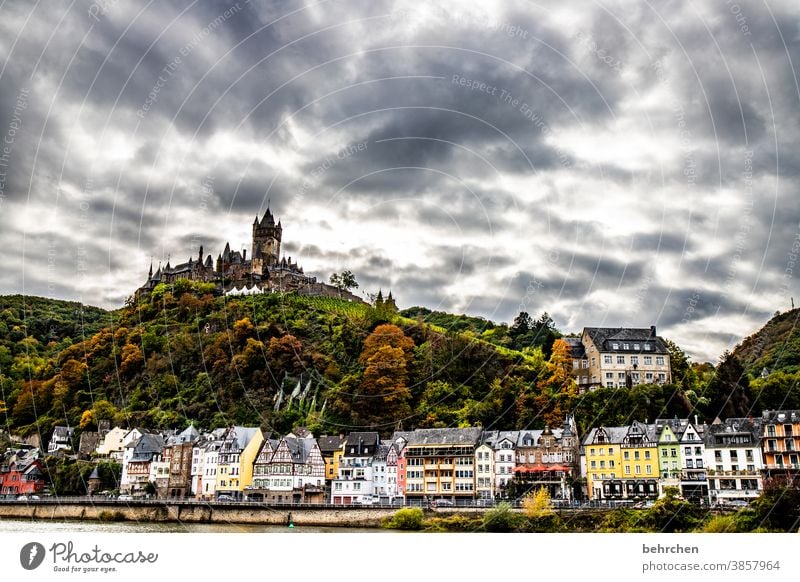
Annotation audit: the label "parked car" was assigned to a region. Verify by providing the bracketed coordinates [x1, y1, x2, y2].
[216, 494, 235, 502]
[16, 495, 28, 501]
[117, 494, 133, 501]
[431, 499, 454, 507]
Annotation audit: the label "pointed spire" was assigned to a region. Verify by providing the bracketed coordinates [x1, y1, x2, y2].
[148, 260, 153, 279]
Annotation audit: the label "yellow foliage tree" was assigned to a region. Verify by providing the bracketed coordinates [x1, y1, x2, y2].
[522, 488, 554, 518]
[79, 409, 94, 429]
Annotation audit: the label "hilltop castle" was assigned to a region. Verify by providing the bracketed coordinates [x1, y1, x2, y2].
[137, 209, 362, 302]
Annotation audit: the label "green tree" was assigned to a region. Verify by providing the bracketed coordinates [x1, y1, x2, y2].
[329, 270, 359, 295]
[702, 351, 752, 419]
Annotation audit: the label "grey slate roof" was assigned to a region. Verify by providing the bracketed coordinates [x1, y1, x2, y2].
[343, 432, 380, 456]
[583, 327, 668, 354]
[704, 417, 762, 447]
[403, 427, 482, 446]
[317, 435, 345, 453]
[129, 433, 165, 461]
[564, 337, 586, 359]
[220, 426, 260, 452]
[582, 426, 630, 446]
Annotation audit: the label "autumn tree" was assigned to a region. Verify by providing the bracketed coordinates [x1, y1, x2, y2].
[533, 339, 577, 426]
[354, 324, 415, 431]
[522, 488, 554, 518]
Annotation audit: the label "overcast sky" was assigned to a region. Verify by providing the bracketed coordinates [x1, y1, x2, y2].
[0, 0, 798, 362]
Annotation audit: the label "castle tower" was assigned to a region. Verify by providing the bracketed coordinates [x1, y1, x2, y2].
[251, 208, 282, 274]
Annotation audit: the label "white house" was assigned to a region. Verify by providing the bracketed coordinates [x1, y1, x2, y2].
[372, 442, 400, 502]
[332, 432, 379, 505]
[704, 418, 763, 504]
[475, 441, 495, 500]
[95, 426, 130, 460]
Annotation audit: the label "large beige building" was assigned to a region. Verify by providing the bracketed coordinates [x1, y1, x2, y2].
[566, 326, 672, 392]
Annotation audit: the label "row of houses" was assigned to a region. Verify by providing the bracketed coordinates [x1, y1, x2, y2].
[45, 409, 800, 505]
[583, 410, 800, 504]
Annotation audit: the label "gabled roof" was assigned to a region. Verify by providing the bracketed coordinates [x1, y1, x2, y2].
[220, 426, 261, 451]
[52, 426, 74, 438]
[481, 430, 520, 449]
[582, 426, 629, 446]
[128, 433, 165, 461]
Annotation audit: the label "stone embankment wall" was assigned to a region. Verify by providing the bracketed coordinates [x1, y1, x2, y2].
[0, 503, 397, 527]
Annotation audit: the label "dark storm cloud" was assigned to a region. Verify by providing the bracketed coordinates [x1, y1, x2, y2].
[1, 0, 800, 362]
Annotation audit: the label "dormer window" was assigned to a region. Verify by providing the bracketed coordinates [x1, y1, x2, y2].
[612, 343, 619, 350]
[644, 344, 651, 351]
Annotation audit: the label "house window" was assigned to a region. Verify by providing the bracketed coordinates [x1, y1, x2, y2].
[661, 449, 668, 458]
[582, 359, 588, 369]
[767, 425, 776, 437]
[644, 344, 651, 351]
[633, 344, 640, 351]
[634, 451, 640, 460]
[612, 343, 619, 350]
[606, 372, 613, 379]
[623, 343, 630, 350]
[617, 356, 625, 364]
[631, 356, 639, 365]
[618, 372, 626, 379]
[604, 355, 612, 364]
[644, 356, 652, 365]
[635, 465, 641, 474]
[644, 451, 651, 460]
[658, 373, 666, 383]
[606, 382, 614, 388]
[623, 451, 629, 460]
[656, 356, 665, 365]
[608, 447, 614, 455]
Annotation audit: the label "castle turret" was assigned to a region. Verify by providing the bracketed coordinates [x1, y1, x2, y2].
[252, 209, 282, 272]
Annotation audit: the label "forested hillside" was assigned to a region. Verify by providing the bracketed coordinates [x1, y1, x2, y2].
[2, 284, 792, 449]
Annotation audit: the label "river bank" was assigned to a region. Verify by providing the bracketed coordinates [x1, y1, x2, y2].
[0, 500, 397, 527]
[0, 518, 385, 533]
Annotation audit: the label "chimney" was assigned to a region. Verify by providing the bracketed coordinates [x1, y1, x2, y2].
[243, 249, 247, 261]
[649, 325, 656, 337]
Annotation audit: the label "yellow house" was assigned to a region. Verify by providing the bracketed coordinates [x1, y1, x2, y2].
[215, 426, 263, 499]
[317, 435, 345, 482]
[583, 427, 625, 500]
[620, 421, 659, 499]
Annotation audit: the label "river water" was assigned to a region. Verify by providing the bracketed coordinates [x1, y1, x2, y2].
[0, 519, 383, 533]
